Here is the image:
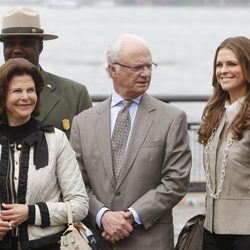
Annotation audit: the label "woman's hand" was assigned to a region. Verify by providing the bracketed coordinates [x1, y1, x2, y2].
[1, 203, 28, 228]
[0, 217, 12, 238]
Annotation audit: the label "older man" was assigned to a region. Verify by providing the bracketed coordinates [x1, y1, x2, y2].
[0, 7, 92, 137]
[70, 33, 191, 250]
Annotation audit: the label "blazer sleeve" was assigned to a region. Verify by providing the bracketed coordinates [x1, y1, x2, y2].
[131, 111, 192, 229]
[70, 115, 105, 227]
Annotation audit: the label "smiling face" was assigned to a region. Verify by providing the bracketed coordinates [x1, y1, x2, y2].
[216, 48, 247, 103]
[6, 74, 37, 126]
[108, 40, 152, 100]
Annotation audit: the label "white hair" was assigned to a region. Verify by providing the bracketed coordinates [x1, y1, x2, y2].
[106, 33, 150, 77]
[106, 33, 150, 64]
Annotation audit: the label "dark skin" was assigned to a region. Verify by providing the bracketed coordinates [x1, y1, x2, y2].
[2, 36, 43, 67]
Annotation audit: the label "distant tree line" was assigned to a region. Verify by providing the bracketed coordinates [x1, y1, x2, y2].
[3, 0, 249, 6]
[114, 0, 250, 6]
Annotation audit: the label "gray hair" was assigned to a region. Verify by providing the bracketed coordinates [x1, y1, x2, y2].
[106, 33, 150, 76]
[106, 33, 150, 64]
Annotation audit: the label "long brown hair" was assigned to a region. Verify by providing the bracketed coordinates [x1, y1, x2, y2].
[0, 58, 44, 123]
[198, 36, 250, 144]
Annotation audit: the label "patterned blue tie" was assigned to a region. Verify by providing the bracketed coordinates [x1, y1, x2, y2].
[111, 100, 132, 181]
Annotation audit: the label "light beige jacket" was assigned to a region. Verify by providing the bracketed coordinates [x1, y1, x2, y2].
[204, 97, 250, 234]
[0, 127, 89, 249]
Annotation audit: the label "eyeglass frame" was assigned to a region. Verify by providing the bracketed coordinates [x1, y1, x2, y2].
[112, 62, 158, 72]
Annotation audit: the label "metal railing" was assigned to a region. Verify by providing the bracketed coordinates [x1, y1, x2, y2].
[91, 94, 209, 192]
[188, 123, 206, 191]
[91, 94, 210, 103]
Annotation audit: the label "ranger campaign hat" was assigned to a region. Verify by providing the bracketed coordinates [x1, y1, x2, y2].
[0, 7, 58, 41]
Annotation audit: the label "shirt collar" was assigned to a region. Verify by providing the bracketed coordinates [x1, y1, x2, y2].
[111, 90, 142, 107]
[225, 95, 246, 109]
[225, 96, 246, 123]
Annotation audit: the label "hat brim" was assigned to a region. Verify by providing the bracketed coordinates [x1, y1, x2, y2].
[0, 33, 58, 41]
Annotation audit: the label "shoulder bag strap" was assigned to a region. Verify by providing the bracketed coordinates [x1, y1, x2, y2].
[65, 201, 73, 225]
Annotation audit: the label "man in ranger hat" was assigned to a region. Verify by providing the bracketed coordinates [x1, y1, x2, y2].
[0, 7, 92, 138]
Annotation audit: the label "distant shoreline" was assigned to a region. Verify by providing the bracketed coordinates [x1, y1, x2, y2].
[1, 0, 250, 8]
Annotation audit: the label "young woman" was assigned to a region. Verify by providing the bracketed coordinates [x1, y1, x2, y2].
[0, 58, 89, 250]
[198, 36, 250, 250]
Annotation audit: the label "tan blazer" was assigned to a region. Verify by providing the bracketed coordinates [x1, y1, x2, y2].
[70, 93, 191, 250]
[204, 114, 250, 234]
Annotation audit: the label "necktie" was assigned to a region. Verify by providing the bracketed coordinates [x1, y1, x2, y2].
[111, 100, 132, 181]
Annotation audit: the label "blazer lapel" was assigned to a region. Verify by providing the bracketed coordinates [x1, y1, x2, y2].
[209, 114, 227, 174]
[38, 70, 59, 122]
[116, 94, 156, 189]
[95, 98, 116, 188]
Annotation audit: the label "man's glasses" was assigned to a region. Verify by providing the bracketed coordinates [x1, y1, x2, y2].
[113, 62, 157, 73]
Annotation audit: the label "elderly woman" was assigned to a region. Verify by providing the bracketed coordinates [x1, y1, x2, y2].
[0, 58, 89, 250]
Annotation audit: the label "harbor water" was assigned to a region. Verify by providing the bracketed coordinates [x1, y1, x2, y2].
[0, 5, 250, 97]
[1, 4, 250, 121]
[0, 3, 248, 242]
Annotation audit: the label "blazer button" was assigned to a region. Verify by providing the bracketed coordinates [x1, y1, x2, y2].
[115, 191, 121, 196]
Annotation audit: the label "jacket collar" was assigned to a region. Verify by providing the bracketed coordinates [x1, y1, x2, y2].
[0, 120, 54, 169]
